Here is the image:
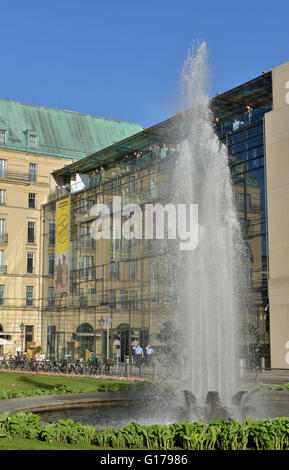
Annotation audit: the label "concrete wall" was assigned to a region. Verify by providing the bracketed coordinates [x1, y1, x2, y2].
[266, 61, 289, 368]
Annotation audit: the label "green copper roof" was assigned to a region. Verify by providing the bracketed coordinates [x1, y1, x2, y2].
[0, 99, 143, 160]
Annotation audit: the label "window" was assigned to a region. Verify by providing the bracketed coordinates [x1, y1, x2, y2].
[0, 285, 4, 306]
[0, 130, 7, 145]
[130, 289, 138, 310]
[88, 287, 96, 295]
[109, 261, 119, 280]
[238, 193, 251, 210]
[0, 219, 6, 243]
[27, 253, 34, 274]
[48, 287, 55, 307]
[120, 289, 129, 311]
[29, 163, 37, 182]
[0, 250, 5, 273]
[25, 325, 34, 351]
[78, 288, 87, 307]
[109, 289, 116, 311]
[129, 260, 137, 281]
[79, 256, 94, 279]
[47, 325, 56, 357]
[79, 225, 94, 249]
[27, 221, 35, 244]
[28, 193, 36, 209]
[0, 160, 7, 178]
[0, 190, 6, 206]
[29, 134, 38, 150]
[49, 223, 55, 245]
[150, 258, 158, 302]
[48, 254, 54, 275]
[128, 176, 136, 193]
[111, 236, 120, 255]
[26, 286, 34, 306]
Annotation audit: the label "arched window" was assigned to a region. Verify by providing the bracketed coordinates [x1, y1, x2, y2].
[76, 323, 94, 359]
[76, 323, 94, 334]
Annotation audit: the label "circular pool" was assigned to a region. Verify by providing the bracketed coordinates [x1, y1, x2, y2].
[37, 389, 289, 429]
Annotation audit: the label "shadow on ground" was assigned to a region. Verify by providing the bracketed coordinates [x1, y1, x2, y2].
[15, 375, 67, 391]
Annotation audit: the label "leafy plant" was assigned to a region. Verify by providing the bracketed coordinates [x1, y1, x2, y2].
[1, 412, 289, 449]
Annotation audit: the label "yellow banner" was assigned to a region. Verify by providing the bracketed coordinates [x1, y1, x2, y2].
[55, 197, 70, 293]
[56, 197, 70, 254]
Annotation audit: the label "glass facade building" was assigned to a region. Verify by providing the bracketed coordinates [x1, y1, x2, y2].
[40, 72, 272, 364]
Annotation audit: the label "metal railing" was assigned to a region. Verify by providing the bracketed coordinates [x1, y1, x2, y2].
[0, 357, 180, 381]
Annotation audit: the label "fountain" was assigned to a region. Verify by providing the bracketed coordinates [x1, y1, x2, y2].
[33, 44, 287, 429]
[167, 41, 248, 410]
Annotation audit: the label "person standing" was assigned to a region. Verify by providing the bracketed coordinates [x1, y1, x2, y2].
[99, 167, 105, 182]
[145, 344, 154, 366]
[160, 143, 168, 160]
[132, 343, 143, 367]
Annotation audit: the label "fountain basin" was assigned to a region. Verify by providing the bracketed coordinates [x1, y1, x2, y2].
[0, 391, 150, 415]
[1, 388, 289, 430]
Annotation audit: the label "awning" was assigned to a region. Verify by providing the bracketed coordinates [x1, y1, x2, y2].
[0, 338, 12, 345]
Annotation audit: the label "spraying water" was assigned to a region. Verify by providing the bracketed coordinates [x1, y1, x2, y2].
[172, 42, 247, 406]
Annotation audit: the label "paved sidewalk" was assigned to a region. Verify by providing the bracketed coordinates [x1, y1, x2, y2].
[243, 369, 289, 386]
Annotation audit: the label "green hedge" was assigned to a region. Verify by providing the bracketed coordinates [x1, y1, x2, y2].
[1, 413, 289, 449]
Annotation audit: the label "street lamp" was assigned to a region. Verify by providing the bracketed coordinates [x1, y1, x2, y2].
[105, 316, 112, 360]
[98, 316, 105, 371]
[20, 322, 25, 355]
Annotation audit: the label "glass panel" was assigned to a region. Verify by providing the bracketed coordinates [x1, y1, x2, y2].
[27, 253, 34, 273]
[29, 193, 36, 208]
[26, 286, 34, 306]
[29, 135, 37, 150]
[49, 254, 54, 275]
[0, 130, 6, 145]
[49, 223, 55, 245]
[29, 163, 37, 182]
[0, 190, 6, 205]
[0, 284, 4, 306]
[28, 222, 35, 243]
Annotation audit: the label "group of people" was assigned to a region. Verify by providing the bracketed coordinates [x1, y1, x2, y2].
[89, 166, 105, 187]
[88, 142, 180, 190]
[132, 343, 154, 367]
[121, 142, 179, 165]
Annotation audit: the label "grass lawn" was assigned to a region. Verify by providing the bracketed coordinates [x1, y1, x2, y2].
[0, 372, 152, 451]
[0, 371, 145, 395]
[0, 437, 106, 451]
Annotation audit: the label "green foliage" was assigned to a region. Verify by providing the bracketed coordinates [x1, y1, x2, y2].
[39, 419, 96, 445]
[94, 417, 289, 450]
[271, 382, 289, 392]
[1, 412, 289, 449]
[0, 412, 41, 439]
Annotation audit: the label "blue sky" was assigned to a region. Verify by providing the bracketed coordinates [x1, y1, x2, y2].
[1, 0, 289, 127]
